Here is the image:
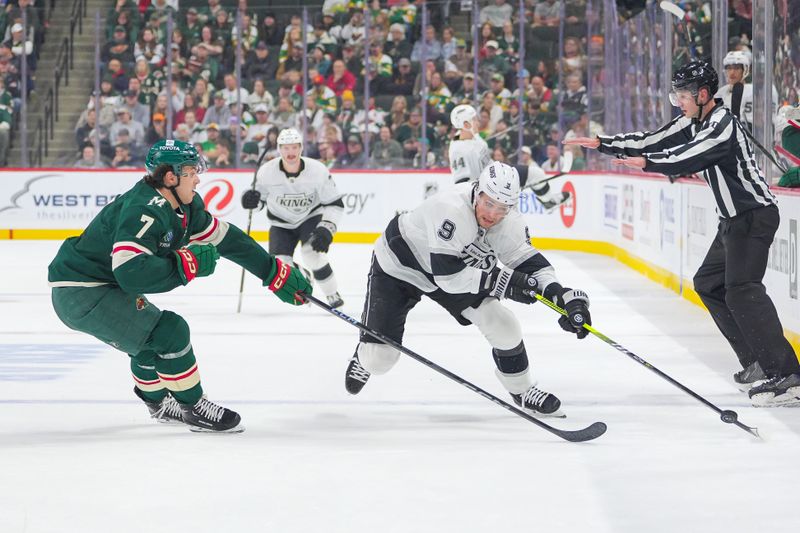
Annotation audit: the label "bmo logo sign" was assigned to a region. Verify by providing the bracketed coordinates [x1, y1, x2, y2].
[560, 181, 576, 228]
[200, 179, 236, 217]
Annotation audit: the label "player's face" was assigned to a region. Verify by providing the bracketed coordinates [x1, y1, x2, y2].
[725, 65, 744, 85]
[279, 143, 302, 165]
[174, 165, 200, 204]
[475, 193, 511, 229]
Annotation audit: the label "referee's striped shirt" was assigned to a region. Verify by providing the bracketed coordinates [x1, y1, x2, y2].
[597, 99, 776, 218]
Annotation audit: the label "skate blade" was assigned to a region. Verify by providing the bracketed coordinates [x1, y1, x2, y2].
[521, 407, 566, 419]
[155, 419, 185, 425]
[188, 424, 246, 434]
[751, 392, 800, 408]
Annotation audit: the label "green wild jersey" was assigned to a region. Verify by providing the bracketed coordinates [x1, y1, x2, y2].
[48, 179, 275, 293]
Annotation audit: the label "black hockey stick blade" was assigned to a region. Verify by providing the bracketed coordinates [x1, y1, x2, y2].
[301, 292, 607, 443]
[532, 292, 761, 439]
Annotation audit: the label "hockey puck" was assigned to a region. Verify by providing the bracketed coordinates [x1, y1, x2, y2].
[720, 410, 738, 423]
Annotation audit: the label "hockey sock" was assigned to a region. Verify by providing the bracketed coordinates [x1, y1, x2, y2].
[145, 311, 203, 405]
[492, 342, 534, 394]
[313, 264, 340, 297]
[130, 350, 168, 403]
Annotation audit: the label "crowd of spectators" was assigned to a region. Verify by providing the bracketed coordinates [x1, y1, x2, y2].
[1, 0, 45, 166]
[68, 0, 795, 172]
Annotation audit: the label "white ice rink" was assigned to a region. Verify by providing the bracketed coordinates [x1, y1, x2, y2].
[1, 241, 798, 533]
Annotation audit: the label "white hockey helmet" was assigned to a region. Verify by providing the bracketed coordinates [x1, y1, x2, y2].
[451, 104, 478, 131]
[277, 127, 304, 149]
[723, 51, 751, 78]
[476, 161, 520, 208]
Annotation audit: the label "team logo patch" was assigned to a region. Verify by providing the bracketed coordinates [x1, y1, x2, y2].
[136, 296, 149, 311]
[159, 231, 174, 248]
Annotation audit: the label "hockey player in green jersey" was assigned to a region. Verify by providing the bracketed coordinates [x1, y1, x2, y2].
[48, 139, 312, 433]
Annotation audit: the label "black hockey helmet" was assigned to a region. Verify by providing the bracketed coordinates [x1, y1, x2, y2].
[672, 59, 719, 96]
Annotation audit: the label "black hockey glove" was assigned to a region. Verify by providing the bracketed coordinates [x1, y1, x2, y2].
[241, 189, 262, 210]
[308, 221, 336, 253]
[484, 267, 539, 305]
[553, 287, 591, 339]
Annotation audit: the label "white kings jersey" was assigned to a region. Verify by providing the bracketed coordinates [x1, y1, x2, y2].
[254, 156, 344, 229]
[449, 135, 493, 184]
[715, 83, 778, 131]
[374, 183, 559, 295]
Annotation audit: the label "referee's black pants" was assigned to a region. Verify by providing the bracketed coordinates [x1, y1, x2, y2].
[693, 205, 800, 378]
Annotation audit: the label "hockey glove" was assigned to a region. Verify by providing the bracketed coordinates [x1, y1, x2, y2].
[175, 243, 220, 284]
[266, 257, 313, 306]
[241, 189, 262, 210]
[484, 267, 539, 305]
[308, 221, 336, 253]
[553, 288, 591, 339]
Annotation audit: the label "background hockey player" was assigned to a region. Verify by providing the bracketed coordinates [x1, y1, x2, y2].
[448, 104, 570, 210]
[241, 128, 346, 308]
[344, 161, 592, 417]
[48, 140, 312, 433]
[714, 50, 778, 133]
[565, 60, 800, 407]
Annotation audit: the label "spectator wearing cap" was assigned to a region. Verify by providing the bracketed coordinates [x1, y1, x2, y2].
[340, 10, 367, 49]
[270, 96, 298, 131]
[411, 26, 443, 63]
[506, 56, 531, 95]
[449, 39, 474, 76]
[246, 103, 272, 145]
[383, 57, 414, 96]
[6, 0, 41, 47]
[395, 107, 435, 158]
[478, 40, 508, 87]
[102, 25, 135, 65]
[181, 7, 203, 44]
[311, 22, 337, 55]
[145, 112, 169, 144]
[5, 23, 35, 71]
[110, 142, 137, 169]
[200, 122, 231, 167]
[370, 125, 404, 168]
[518, 145, 533, 166]
[326, 60, 357, 97]
[259, 11, 284, 47]
[246, 78, 274, 113]
[203, 90, 232, 127]
[335, 91, 356, 135]
[480, 0, 513, 28]
[109, 107, 145, 147]
[310, 73, 338, 114]
[384, 23, 412, 64]
[245, 41, 277, 82]
[453, 71, 478, 103]
[335, 134, 369, 169]
[488, 73, 512, 111]
[308, 44, 332, 77]
[120, 88, 150, 126]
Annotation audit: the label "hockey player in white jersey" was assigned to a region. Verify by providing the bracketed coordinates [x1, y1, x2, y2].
[715, 51, 778, 132]
[448, 104, 570, 210]
[241, 128, 345, 308]
[344, 161, 592, 416]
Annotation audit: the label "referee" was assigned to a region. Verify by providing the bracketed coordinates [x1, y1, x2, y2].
[565, 60, 800, 407]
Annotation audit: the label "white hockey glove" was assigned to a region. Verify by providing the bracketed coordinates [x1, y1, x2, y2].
[483, 267, 539, 305]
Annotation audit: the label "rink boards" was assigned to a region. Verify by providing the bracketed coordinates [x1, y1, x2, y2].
[0, 168, 798, 354]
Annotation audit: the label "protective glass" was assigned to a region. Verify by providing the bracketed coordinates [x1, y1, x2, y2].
[668, 90, 696, 108]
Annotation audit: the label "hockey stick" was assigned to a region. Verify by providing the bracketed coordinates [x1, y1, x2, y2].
[302, 293, 607, 443]
[236, 145, 271, 313]
[660, 1, 695, 60]
[531, 292, 761, 439]
[740, 124, 788, 174]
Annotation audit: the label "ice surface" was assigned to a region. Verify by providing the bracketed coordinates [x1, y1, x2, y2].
[0, 241, 797, 533]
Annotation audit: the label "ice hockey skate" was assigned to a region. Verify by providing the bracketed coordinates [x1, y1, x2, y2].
[748, 374, 800, 407]
[326, 292, 345, 309]
[510, 385, 565, 418]
[179, 396, 244, 432]
[345, 353, 370, 394]
[134, 386, 185, 424]
[733, 361, 767, 392]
